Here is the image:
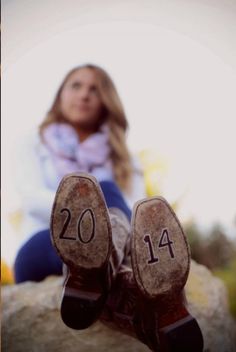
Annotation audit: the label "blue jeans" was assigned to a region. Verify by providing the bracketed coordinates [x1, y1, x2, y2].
[14, 181, 131, 283]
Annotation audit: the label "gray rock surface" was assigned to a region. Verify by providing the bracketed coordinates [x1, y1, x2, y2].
[2, 260, 236, 352]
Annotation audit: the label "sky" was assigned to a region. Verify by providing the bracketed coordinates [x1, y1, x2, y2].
[2, 0, 236, 263]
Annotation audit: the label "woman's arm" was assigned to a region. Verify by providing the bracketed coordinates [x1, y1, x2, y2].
[14, 131, 56, 223]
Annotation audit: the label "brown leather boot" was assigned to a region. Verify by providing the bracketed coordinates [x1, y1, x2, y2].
[101, 197, 204, 352]
[51, 173, 130, 330]
[131, 196, 203, 351]
[101, 266, 160, 351]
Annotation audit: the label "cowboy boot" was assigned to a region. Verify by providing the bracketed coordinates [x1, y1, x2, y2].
[101, 197, 204, 352]
[50, 172, 130, 330]
[131, 196, 204, 351]
[101, 266, 162, 351]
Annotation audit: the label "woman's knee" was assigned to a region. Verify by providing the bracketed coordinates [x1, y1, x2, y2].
[14, 229, 62, 283]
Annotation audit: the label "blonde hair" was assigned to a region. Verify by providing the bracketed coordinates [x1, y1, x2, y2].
[39, 64, 132, 191]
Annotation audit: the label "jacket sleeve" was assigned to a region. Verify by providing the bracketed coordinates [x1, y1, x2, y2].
[14, 131, 56, 223]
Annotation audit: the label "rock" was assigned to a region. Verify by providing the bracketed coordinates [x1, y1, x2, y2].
[185, 261, 236, 352]
[2, 260, 236, 352]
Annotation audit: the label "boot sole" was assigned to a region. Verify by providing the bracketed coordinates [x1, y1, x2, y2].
[51, 173, 112, 329]
[131, 196, 190, 299]
[131, 197, 203, 351]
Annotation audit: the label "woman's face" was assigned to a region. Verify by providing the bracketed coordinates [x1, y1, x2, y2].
[60, 68, 104, 130]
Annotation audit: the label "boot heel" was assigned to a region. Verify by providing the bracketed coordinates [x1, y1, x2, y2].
[61, 274, 107, 330]
[159, 315, 204, 352]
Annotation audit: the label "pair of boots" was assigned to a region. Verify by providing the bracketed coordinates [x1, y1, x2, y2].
[51, 173, 204, 352]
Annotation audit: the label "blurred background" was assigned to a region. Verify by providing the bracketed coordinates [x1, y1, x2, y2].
[2, 0, 236, 316]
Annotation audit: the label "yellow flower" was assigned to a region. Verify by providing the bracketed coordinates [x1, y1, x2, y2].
[1, 259, 14, 285]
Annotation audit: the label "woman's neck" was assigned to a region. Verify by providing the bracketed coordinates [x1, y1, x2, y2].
[73, 125, 98, 142]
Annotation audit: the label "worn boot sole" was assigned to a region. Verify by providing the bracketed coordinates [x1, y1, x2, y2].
[131, 197, 203, 351]
[51, 173, 112, 330]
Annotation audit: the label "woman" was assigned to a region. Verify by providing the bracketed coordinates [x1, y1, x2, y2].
[14, 63, 146, 283]
[14, 64, 203, 351]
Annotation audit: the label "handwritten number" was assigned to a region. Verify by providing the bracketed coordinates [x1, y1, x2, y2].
[77, 209, 95, 243]
[144, 228, 175, 264]
[59, 208, 75, 240]
[159, 228, 174, 258]
[144, 235, 159, 264]
[59, 207, 95, 243]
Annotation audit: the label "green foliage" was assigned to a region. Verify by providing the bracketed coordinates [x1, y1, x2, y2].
[185, 222, 236, 269]
[204, 224, 236, 268]
[184, 221, 236, 318]
[213, 258, 236, 318]
[185, 221, 205, 264]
